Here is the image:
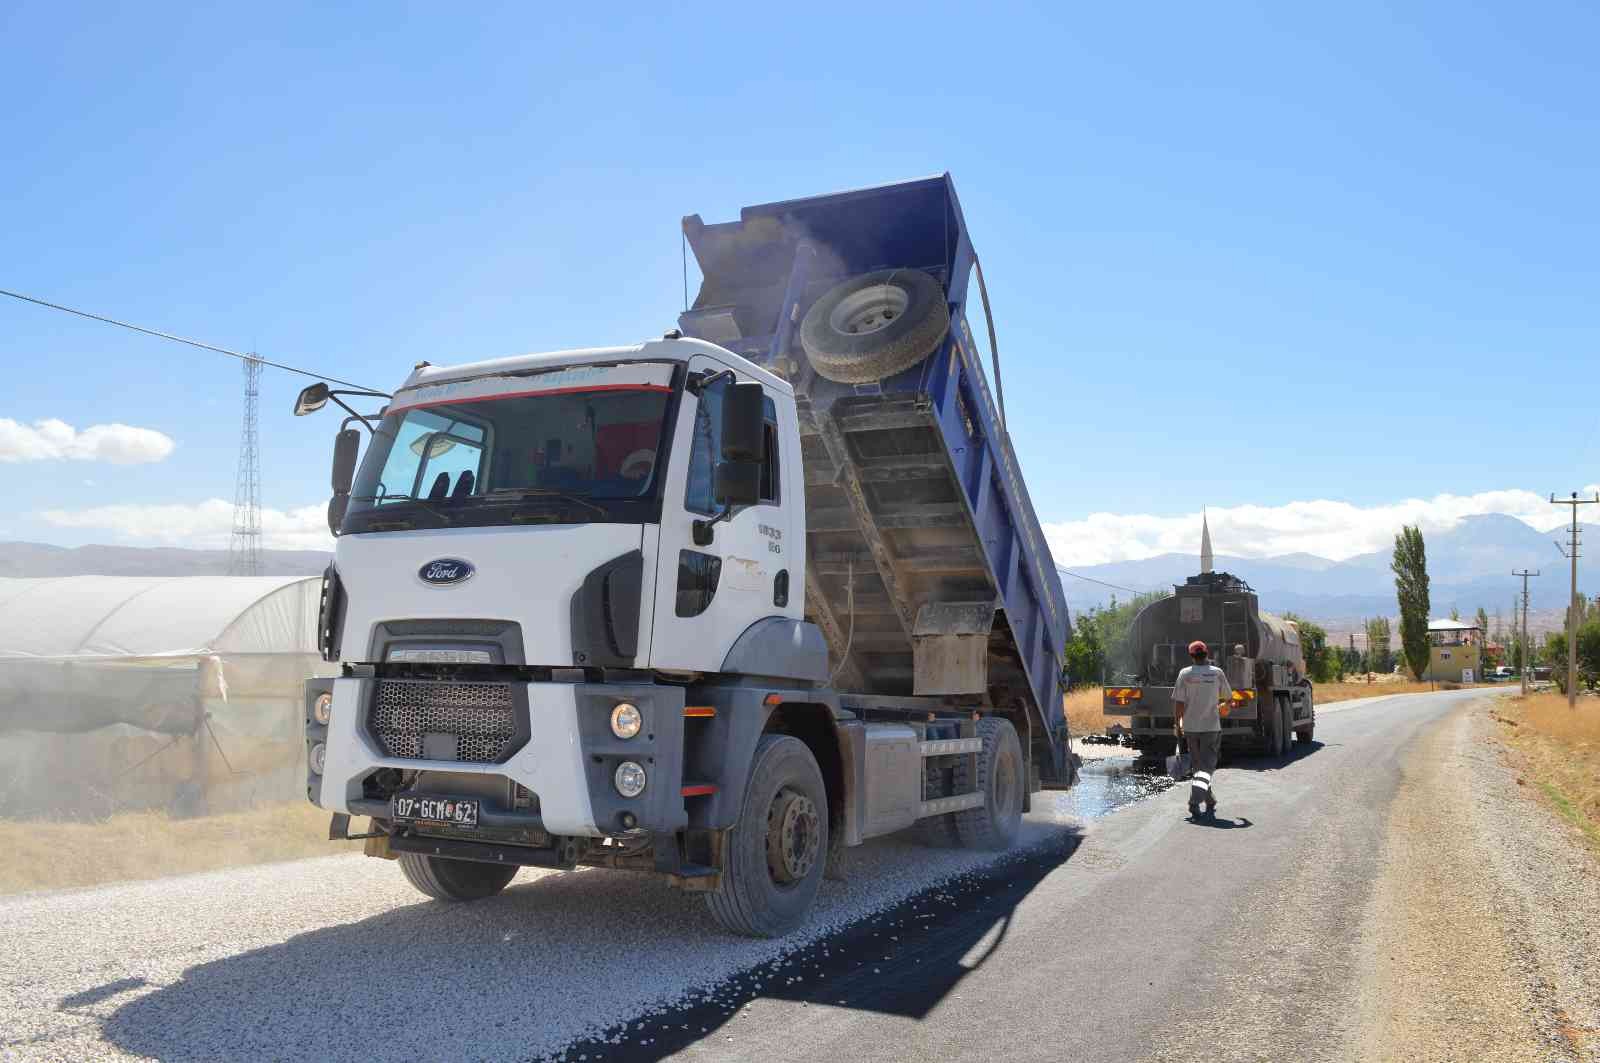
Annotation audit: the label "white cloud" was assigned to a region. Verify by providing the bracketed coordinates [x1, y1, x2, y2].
[1044, 487, 1599, 568]
[0, 418, 175, 464]
[38, 499, 333, 551]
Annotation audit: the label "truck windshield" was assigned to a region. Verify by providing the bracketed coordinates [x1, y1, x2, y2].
[343, 368, 677, 532]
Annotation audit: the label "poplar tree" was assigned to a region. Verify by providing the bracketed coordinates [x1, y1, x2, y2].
[1392, 525, 1431, 680]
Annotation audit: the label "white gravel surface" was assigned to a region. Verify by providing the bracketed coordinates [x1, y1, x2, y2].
[0, 797, 1101, 1062]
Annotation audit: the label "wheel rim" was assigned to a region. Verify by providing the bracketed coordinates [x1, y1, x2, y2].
[828, 284, 909, 336]
[765, 787, 820, 885]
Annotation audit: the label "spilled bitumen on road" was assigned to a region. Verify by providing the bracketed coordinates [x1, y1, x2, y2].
[550, 758, 1172, 1061]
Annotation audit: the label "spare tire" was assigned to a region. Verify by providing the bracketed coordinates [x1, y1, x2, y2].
[799, 269, 950, 384]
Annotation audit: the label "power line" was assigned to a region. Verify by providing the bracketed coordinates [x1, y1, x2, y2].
[1057, 568, 1157, 596]
[0, 286, 379, 392]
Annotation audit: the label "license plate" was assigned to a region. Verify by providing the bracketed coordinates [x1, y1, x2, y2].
[391, 794, 479, 827]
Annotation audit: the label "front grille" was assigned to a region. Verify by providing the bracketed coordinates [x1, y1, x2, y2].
[368, 679, 521, 763]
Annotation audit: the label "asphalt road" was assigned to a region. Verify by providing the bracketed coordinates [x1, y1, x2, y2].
[2, 689, 1502, 1062]
[618, 688, 1494, 1063]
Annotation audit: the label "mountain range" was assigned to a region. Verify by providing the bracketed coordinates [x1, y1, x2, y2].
[2, 512, 1590, 630]
[1057, 514, 1594, 628]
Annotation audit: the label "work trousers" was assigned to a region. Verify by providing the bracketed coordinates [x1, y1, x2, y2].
[1186, 730, 1221, 808]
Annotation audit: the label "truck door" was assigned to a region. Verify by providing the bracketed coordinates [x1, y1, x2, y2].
[648, 354, 796, 672]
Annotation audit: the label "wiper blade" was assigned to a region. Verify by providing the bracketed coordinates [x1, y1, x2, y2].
[350, 493, 454, 524]
[486, 489, 607, 518]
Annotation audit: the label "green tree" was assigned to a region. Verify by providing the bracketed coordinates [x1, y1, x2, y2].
[1546, 631, 1569, 693]
[1475, 606, 1489, 642]
[1061, 589, 1171, 686]
[1577, 618, 1600, 692]
[1450, 606, 1461, 622]
[1364, 616, 1393, 673]
[1286, 613, 1335, 682]
[1392, 525, 1431, 680]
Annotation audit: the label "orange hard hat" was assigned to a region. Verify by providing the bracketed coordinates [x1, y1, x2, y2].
[1188, 640, 1208, 656]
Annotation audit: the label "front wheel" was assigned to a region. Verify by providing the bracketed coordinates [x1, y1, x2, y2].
[397, 852, 518, 901]
[705, 734, 829, 938]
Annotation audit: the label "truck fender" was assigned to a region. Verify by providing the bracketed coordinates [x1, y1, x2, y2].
[689, 691, 855, 870]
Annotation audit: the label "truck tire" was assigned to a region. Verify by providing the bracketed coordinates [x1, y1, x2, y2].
[952, 717, 1024, 850]
[705, 734, 829, 938]
[397, 852, 518, 901]
[1263, 696, 1285, 757]
[914, 759, 960, 847]
[1295, 686, 1315, 744]
[799, 269, 950, 384]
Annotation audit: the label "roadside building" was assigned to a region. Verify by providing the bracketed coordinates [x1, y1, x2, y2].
[1426, 618, 1482, 683]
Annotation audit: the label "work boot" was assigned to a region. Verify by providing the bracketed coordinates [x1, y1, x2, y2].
[1188, 802, 1201, 819]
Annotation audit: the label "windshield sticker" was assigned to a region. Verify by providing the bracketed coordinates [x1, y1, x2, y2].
[392, 363, 675, 414]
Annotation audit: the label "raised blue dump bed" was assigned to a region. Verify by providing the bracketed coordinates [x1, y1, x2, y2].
[680, 175, 1075, 784]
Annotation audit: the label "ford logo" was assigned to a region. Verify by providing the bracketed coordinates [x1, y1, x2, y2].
[419, 558, 474, 586]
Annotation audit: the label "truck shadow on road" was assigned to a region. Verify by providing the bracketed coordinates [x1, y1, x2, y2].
[96, 826, 1085, 1062]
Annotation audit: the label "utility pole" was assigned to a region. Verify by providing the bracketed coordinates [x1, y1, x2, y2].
[1550, 492, 1598, 707]
[1513, 568, 1539, 697]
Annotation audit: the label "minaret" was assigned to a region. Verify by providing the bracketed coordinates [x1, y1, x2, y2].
[1201, 509, 1214, 574]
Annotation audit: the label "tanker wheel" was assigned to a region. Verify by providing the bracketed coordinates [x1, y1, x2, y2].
[1263, 695, 1285, 757]
[799, 269, 950, 384]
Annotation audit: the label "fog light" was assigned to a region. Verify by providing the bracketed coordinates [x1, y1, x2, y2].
[309, 742, 326, 775]
[614, 760, 646, 798]
[610, 702, 642, 739]
[312, 692, 333, 726]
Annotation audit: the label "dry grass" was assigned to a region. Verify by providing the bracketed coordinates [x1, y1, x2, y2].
[1315, 678, 1461, 704]
[1064, 687, 1110, 736]
[1492, 693, 1600, 857]
[0, 802, 359, 896]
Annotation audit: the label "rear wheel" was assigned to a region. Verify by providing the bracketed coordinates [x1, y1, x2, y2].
[953, 718, 1025, 850]
[1263, 695, 1285, 757]
[397, 852, 518, 901]
[705, 735, 829, 938]
[1295, 687, 1315, 744]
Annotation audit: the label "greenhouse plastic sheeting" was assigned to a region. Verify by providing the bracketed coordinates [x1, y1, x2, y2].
[0, 576, 333, 818]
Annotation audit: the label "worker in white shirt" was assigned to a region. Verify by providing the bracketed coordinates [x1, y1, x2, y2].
[1172, 639, 1231, 820]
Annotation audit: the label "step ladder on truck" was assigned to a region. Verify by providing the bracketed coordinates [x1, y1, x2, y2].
[298, 174, 1079, 937]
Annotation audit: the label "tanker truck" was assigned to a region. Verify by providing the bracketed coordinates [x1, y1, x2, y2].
[1102, 570, 1314, 761]
[296, 175, 1078, 938]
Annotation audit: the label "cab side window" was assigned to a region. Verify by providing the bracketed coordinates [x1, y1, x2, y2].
[685, 379, 779, 514]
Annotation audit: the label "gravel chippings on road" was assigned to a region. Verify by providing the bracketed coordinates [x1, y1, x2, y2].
[0, 797, 1107, 1062]
[1469, 701, 1600, 1061]
[1354, 697, 1597, 1063]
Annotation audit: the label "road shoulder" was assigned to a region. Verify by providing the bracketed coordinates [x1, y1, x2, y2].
[1353, 696, 1597, 1062]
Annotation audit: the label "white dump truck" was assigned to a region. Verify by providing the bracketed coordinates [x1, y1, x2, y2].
[300, 176, 1078, 936]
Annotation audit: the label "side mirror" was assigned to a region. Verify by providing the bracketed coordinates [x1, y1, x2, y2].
[295, 383, 330, 416]
[328, 428, 360, 536]
[331, 428, 360, 494]
[720, 381, 764, 462]
[713, 460, 761, 508]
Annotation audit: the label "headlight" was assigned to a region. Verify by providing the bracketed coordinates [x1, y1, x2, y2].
[614, 761, 646, 798]
[610, 702, 642, 739]
[312, 692, 333, 726]
[309, 742, 326, 775]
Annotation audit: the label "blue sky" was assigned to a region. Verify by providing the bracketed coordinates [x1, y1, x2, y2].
[2, 1, 1596, 564]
